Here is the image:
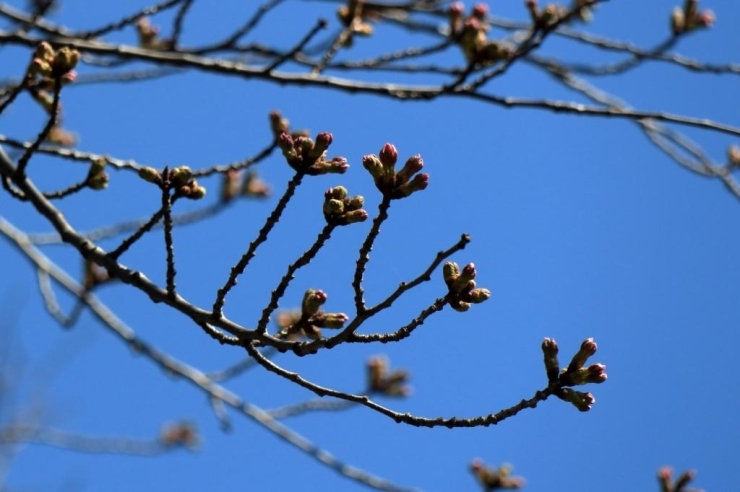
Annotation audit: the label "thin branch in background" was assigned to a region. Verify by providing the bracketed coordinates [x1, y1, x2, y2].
[36, 269, 84, 328]
[29, 202, 228, 245]
[263, 18, 328, 73]
[41, 179, 87, 200]
[0, 425, 174, 455]
[0, 216, 420, 492]
[191, 0, 286, 54]
[212, 170, 306, 317]
[266, 398, 356, 420]
[76, 0, 185, 40]
[15, 79, 61, 176]
[206, 347, 278, 382]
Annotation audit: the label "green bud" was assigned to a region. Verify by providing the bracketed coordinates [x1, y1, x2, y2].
[326, 186, 347, 200]
[346, 195, 364, 211]
[542, 338, 560, 382]
[323, 198, 345, 216]
[468, 288, 490, 303]
[451, 300, 470, 312]
[170, 166, 193, 188]
[52, 47, 81, 75]
[342, 209, 368, 224]
[138, 166, 161, 183]
[302, 289, 327, 316]
[87, 172, 109, 190]
[567, 338, 597, 373]
[392, 173, 429, 199]
[395, 154, 424, 186]
[443, 261, 460, 285]
[312, 312, 349, 329]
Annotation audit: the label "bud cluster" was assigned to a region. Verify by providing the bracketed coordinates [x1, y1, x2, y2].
[86, 157, 109, 191]
[276, 289, 349, 341]
[469, 459, 524, 490]
[277, 131, 349, 176]
[447, 3, 512, 65]
[322, 186, 368, 226]
[137, 165, 207, 200]
[541, 337, 607, 412]
[442, 261, 491, 312]
[28, 42, 80, 85]
[362, 143, 429, 199]
[366, 355, 411, 397]
[671, 0, 714, 35]
[221, 170, 271, 203]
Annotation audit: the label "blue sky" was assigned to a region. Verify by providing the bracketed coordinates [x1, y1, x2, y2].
[1, 0, 739, 491]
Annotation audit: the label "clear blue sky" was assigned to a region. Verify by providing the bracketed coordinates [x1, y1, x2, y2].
[1, 1, 739, 491]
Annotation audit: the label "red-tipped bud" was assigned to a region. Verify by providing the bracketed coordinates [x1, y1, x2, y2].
[379, 143, 398, 168]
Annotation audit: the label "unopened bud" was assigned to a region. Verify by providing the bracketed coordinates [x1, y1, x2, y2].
[302, 289, 327, 316]
[138, 166, 161, 183]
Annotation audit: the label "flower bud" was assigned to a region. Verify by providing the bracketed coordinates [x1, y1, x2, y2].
[87, 172, 109, 190]
[392, 173, 429, 199]
[342, 209, 369, 224]
[312, 312, 349, 329]
[269, 111, 290, 137]
[52, 47, 80, 75]
[443, 261, 460, 286]
[170, 166, 193, 188]
[323, 198, 345, 216]
[138, 166, 161, 183]
[468, 288, 490, 303]
[567, 338, 597, 372]
[728, 145, 740, 167]
[379, 143, 398, 168]
[395, 154, 424, 186]
[326, 186, 347, 200]
[302, 289, 327, 316]
[346, 195, 364, 211]
[542, 338, 560, 382]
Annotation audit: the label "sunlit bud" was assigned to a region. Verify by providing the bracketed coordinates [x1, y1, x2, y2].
[185, 183, 206, 200]
[542, 338, 560, 382]
[452, 262, 476, 292]
[170, 166, 193, 188]
[363, 154, 384, 183]
[346, 195, 364, 211]
[35, 41, 55, 62]
[342, 209, 369, 224]
[443, 261, 460, 285]
[89, 157, 106, 175]
[269, 110, 290, 137]
[451, 300, 471, 312]
[326, 186, 347, 200]
[395, 154, 424, 186]
[311, 156, 349, 175]
[138, 166, 161, 183]
[52, 47, 80, 75]
[323, 198, 345, 216]
[671, 7, 686, 34]
[277, 132, 296, 157]
[87, 172, 109, 190]
[392, 172, 429, 199]
[379, 143, 398, 168]
[468, 288, 490, 303]
[559, 388, 595, 412]
[302, 289, 327, 315]
[312, 312, 349, 328]
[567, 338, 597, 372]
